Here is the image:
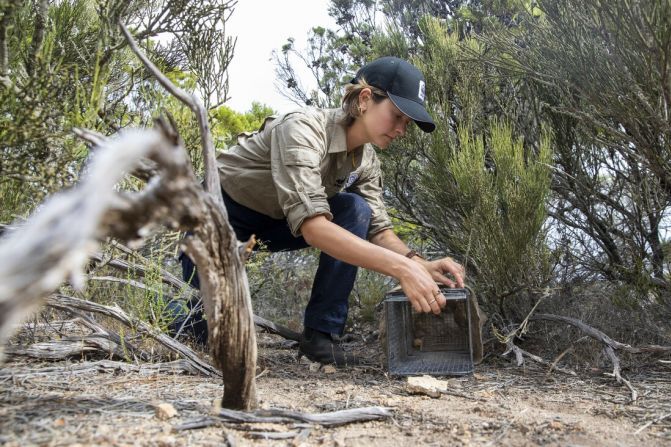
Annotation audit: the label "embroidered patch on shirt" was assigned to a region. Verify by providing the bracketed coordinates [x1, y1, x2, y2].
[345, 172, 359, 188]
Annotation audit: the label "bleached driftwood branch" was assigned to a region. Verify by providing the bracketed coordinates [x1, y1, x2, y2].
[0, 119, 257, 409]
[0, 127, 164, 357]
[120, 21, 257, 410]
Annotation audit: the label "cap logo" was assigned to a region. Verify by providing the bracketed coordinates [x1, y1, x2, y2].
[418, 80, 426, 102]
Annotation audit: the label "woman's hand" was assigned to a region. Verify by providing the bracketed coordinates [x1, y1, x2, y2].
[396, 259, 448, 315]
[418, 256, 466, 289]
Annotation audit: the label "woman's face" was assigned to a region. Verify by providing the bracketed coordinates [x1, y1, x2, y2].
[359, 91, 412, 149]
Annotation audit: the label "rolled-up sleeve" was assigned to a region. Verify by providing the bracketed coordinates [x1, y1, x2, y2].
[349, 154, 393, 239]
[270, 116, 333, 236]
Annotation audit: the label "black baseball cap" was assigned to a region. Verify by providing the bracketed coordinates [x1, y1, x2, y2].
[351, 56, 436, 133]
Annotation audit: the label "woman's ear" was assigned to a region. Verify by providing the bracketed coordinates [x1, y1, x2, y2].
[358, 88, 372, 113]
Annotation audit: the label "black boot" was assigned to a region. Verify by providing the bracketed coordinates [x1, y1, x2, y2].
[299, 327, 360, 367]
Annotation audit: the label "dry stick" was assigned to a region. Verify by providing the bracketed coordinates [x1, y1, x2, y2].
[118, 23, 222, 208]
[531, 313, 671, 401]
[218, 406, 392, 426]
[46, 294, 220, 377]
[0, 359, 200, 379]
[64, 309, 150, 361]
[634, 412, 671, 435]
[533, 313, 671, 354]
[174, 407, 393, 431]
[547, 336, 588, 376]
[74, 129, 159, 181]
[121, 23, 257, 410]
[4, 339, 110, 360]
[504, 340, 577, 376]
[89, 253, 195, 296]
[603, 345, 638, 401]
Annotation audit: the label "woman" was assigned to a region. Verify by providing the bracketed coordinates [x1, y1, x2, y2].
[181, 56, 465, 366]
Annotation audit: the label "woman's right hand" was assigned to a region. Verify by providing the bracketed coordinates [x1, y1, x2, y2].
[396, 258, 446, 315]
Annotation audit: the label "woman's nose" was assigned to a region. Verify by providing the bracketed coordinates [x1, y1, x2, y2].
[396, 119, 409, 136]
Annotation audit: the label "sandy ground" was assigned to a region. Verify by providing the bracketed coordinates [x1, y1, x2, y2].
[1, 332, 670, 446]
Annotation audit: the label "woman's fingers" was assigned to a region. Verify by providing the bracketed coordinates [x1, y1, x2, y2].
[428, 258, 466, 288]
[433, 272, 456, 288]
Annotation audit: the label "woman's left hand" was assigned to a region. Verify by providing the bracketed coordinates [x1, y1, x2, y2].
[417, 257, 466, 288]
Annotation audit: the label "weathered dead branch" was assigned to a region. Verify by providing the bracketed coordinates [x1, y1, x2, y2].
[89, 251, 192, 293]
[0, 359, 202, 379]
[0, 128, 163, 360]
[529, 313, 671, 401]
[119, 23, 222, 208]
[603, 345, 638, 401]
[532, 313, 671, 355]
[5, 336, 124, 361]
[503, 339, 577, 376]
[9, 312, 149, 362]
[173, 406, 393, 431]
[46, 294, 219, 377]
[219, 406, 393, 426]
[121, 21, 257, 410]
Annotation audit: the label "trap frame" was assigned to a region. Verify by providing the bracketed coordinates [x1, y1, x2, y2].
[383, 287, 474, 376]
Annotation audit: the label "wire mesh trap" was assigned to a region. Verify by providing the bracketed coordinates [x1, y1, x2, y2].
[383, 287, 474, 376]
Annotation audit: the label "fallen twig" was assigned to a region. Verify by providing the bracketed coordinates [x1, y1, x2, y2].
[217, 406, 393, 426]
[175, 406, 392, 431]
[532, 313, 671, 355]
[503, 339, 577, 376]
[634, 411, 671, 435]
[547, 336, 588, 376]
[604, 345, 638, 401]
[4, 338, 115, 360]
[529, 313, 668, 401]
[46, 294, 220, 377]
[0, 359, 201, 379]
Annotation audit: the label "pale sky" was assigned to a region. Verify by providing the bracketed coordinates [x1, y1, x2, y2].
[225, 0, 336, 113]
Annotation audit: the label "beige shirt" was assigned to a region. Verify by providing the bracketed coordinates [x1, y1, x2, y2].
[217, 107, 393, 238]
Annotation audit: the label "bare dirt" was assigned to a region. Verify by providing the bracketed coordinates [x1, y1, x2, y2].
[1, 331, 670, 446]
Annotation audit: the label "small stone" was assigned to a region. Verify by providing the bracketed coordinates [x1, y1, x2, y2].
[406, 375, 449, 398]
[309, 362, 321, 372]
[322, 365, 337, 374]
[155, 403, 178, 420]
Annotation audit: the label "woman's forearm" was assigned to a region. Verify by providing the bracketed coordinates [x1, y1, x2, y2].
[300, 216, 410, 280]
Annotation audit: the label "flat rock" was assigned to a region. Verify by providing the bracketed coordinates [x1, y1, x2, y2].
[406, 375, 449, 398]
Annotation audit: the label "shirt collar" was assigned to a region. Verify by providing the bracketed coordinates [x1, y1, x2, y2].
[326, 108, 350, 154]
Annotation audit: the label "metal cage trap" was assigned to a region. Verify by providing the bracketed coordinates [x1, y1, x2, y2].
[383, 287, 475, 376]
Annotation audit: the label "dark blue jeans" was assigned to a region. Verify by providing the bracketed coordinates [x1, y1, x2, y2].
[180, 189, 372, 339]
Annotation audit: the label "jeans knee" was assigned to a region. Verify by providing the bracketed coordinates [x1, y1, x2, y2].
[329, 192, 372, 230]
